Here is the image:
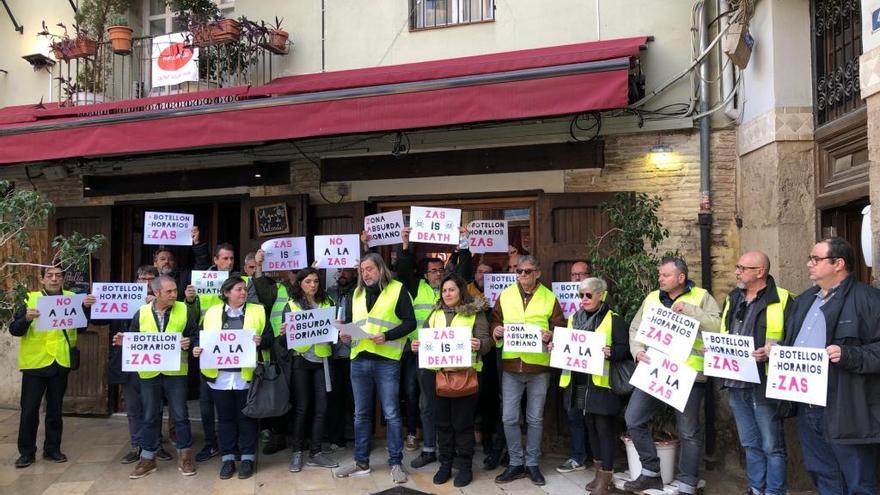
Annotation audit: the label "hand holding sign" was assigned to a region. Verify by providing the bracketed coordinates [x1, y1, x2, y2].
[503, 324, 544, 353]
[35, 294, 88, 330]
[122, 333, 182, 372]
[198, 330, 257, 370]
[765, 346, 828, 407]
[549, 326, 606, 376]
[629, 348, 697, 412]
[364, 211, 404, 247]
[635, 305, 700, 362]
[285, 308, 339, 349]
[702, 332, 760, 383]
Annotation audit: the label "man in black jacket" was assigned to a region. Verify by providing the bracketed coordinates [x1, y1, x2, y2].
[783, 238, 880, 495]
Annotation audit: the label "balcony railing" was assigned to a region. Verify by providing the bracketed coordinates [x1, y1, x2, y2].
[50, 34, 288, 106]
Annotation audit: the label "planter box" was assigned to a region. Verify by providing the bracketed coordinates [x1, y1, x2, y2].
[194, 19, 241, 47]
[261, 29, 289, 55]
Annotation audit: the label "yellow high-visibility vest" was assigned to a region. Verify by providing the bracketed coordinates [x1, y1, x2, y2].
[411, 279, 438, 339]
[136, 301, 190, 379]
[499, 283, 557, 366]
[19, 291, 79, 370]
[425, 309, 482, 372]
[719, 286, 789, 342]
[350, 280, 407, 360]
[200, 302, 265, 382]
[558, 310, 615, 389]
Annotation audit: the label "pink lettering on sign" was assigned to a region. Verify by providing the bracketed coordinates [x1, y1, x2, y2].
[660, 358, 679, 373]
[219, 332, 237, 342]
[329, 237, 342, 245]
[57, 297, 72, 306]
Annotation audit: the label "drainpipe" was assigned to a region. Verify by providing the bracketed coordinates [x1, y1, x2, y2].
[321, 0, 326, 72]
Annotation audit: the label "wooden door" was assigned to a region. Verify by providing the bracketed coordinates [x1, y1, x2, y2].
[50, 206, 113, 415]
[240, 194, 310, 255]
[309, 202, 366, 236]
[820, 198, 872, 283]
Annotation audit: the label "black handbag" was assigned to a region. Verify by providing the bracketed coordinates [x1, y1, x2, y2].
[62, 329, 80, 371]
[609, 359, 636, 396]
[241, 347, 291, 419]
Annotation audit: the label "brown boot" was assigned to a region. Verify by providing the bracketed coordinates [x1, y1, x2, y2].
[589, 469, 613, 495]
[585, 460, 603, 491]
[129, 458, 158, 479]
[178, 447, 196, 476]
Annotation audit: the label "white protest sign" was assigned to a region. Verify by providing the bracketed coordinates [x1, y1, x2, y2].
[629, 348, 697, 412]
[552, 282, 581, 319]
[260, 236, 307, 272]
[550, 326, 606, 376]
[90, 283, 147, 320]
[503, 323, 544, 354]
[199, 330, 257, 370]
[143, 211, 193, 246]
[35, 294, 88, 331]
[314, 234, 360, 268]
[418, 327, 472, 369]
[409, 206, 461, 245]
[364, 210, 404, 248]
[702, 332, 760, 383]
[121, 333, 182, 372]
[336, 322, 371, 341]
[765, 346, 828, 407]
[467, 220, 507, 253]
[151, 32, 199, 87]
[191, 270, 228, 296]
[285, 307, 339, 349]
[635, 305, 700, 362]
[484, 273, 517, 308]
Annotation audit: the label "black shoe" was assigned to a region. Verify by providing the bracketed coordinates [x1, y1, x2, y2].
[120, 448, 140, 465]
[196, 444, 219, 462]
[238, 460, 254, 479]
[454, 465, 473, 487]
[155, 446, 173, 461]
[525, 465, 545, 486]
[482, 452, 500, 470]
[262, 435, 286, 455]
[14, 455, 35, 468]
[494, 465, 526, 484]
[410, 451, 437, 469]
[623, 474, 664, 492]
[219, 460, 236, 480]
[500, 451, 509, 467]
[432, 464, 452, 484]
[43, 451, 68, 463]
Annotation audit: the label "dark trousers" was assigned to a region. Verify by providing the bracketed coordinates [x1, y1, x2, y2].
[585, 413, 616, 471]
[430, 372, 479, 468]
[326, 357, 354, 446]
[18, 366, 69, 457]
[209, 388, 257, 461]
[122, 374, 144, 449]
[489, 347, 507, 455]
[401, 349, 421, 436]
[476, 346, 500, 450]
[199, 376, 217, 448]
[290, 358, 327, 454]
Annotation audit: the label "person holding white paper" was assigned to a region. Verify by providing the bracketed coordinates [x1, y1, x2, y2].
[278, 267, 339, 472]
[719, 251, 794, 495]
[192, 276, 269, 481]
[551, 277, 629, 495]
[623, 256, 720, 494]
[10, 266, 95, 469]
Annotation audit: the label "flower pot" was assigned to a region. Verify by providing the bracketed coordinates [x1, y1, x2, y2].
[67, 36, 97, 59]
[261, 29, 289, 55]
[107, 26, 133, 55]
[622, 435, 678, 485]
[194, 18, 241, 47]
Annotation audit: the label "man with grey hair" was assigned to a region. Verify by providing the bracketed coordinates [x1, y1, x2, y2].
[491, 255, 565, 486]
[623, 256, 720, 494]
[336, 252, 416, 484]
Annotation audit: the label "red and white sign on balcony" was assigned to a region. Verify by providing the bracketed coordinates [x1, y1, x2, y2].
[151, 32, 200, 88]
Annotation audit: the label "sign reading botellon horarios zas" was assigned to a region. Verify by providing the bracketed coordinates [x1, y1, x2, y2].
[90, 283, 148, 320]
[285, 307, 339, 349]
[629, 348, 697, 412]
[364, 210, 405, 247]
[503, 323, 544, 353]
[552, 282, 581, 319]
[143, 211, 193, 246]
[702, 332, 760, 383]
[260, 237, 307, 272]
[314, 235, 360, 268]
[549, 326, 606, 376]
[467, 220, 507, 253]
[483, 273, 517, 308]
[635, 305, 700, 362]
[122, 333, 182, 372]
[765, 346, 828, 407]
[199, 330, 257, 370]
[409, 206, 462, 245]
[418, 327, 472, 369]
[35, 294, 88, 331]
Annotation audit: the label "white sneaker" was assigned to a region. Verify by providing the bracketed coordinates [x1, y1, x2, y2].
[391, 464, 408, 484]
[335, 462, 371, 478]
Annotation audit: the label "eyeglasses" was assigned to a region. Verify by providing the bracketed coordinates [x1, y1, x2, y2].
[515, 268, 536, 275]
[425, 269, 443, 274]
[734, 265, 761, 272]
[138, 277, 156, 283]
[570, 272, 588, 278]
[807, 255, 838, 265]
[580, 292, 595, 300]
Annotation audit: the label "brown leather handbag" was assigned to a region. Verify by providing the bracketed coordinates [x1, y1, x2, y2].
[435, 367, 478, 398]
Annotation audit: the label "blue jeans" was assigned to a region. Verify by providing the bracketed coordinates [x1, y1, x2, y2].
[625, 385, 704, 494]
[140, 375, 192, 459]
[567, 407, 587, 464]
[798, 405, 877, 495]
[122, 374, 144, 449]
[727, 388, 787, 495]
[209, 388, 257, 462]
[351, 357, 404, 466]
[417, 369, 435, 452]
[501, 371, 550, 467]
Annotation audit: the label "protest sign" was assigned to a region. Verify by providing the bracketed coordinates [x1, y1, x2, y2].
[702, 332, 760, 383]
[765, 346, 828, 407]
[503, 323, 544, 353]
[121, 333, 181, 372]
[90, 283, 147, 320]
[314, 234, 360, 268]
[364, 210, 404, 247]
[191, 270, 229, 296]
[483, 273, 517, 308]
[629, 348, 697, 412]
[285, 307, 338, 349]
[199, 330, 257, 370]
[409, 206, 461, 245]
[143, 211, 193, 246]
[260, 236, 307, 272]
[467, 220, 507, 253]
[635, 305, 700, 362]
[552, 282, 581, 319]
[35, 294, 88, 331]
[417, 327, 472, 369]
[549, 326, 606, 376]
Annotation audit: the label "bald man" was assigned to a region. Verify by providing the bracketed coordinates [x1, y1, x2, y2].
[718, 251, 795, 495]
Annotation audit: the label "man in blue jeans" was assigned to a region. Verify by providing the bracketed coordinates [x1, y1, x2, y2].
[719, 251, 794, 495]
[624, 257, 720, 494]
[335, 253, 416, 484]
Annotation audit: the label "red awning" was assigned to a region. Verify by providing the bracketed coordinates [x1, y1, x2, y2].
[0, 36, 648, 165]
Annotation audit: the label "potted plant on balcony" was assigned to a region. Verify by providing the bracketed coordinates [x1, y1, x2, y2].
[168, 0, 240, 47]
[106, 15, 133, 55]
[38, 22, 86, 61]
[260, 16, 289, 55]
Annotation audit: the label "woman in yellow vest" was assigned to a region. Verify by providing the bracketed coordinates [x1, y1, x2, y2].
[551, 277, 630, 495]
[192, 276, 268, 480]
[411, 274, 492, 487]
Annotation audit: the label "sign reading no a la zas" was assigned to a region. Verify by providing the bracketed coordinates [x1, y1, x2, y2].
[143, 211, 193, 246]
[635, 305, 700, 362]
[35, 294, 88, 331]
[418, 327, 472, 369]
[122, 333, 182, 372]
[765, 346, 828, 407]
[549, 326, 605, 376]
[199, 330, 257, 370]
[314, 235, 360, 268]
[629, 348, 697, 412]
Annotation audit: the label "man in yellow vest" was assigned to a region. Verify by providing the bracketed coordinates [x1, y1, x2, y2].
[720, 251, 794, 495]
[623, 256, 720, 494]
[490, 255, 565, 486]
[10, 266, 95, 468]
[116, 275, 199, 479]
[335, 253, 416, 484]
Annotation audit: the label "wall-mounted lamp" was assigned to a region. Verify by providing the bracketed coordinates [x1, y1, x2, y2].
[22, 53, 55, 72]
[648, 143, 678, 170]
